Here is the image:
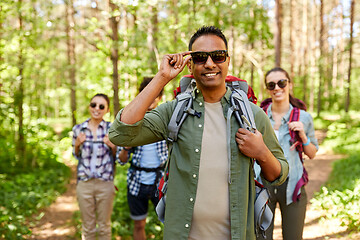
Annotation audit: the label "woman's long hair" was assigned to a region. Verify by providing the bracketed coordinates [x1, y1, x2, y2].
[264, 67, 307, 111]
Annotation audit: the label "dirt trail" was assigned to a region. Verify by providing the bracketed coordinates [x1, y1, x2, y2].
[26, 131, 360, 239]
[27, 150, 78, 240]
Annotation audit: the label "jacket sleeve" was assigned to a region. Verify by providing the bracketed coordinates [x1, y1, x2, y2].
[109, 101, 174, 147]
[252, 104, 289, 186]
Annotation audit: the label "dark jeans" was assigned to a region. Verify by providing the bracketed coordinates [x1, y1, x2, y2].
[257, 178, 307, 240]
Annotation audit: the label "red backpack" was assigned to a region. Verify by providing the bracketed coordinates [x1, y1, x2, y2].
[260, 98, 308, 202]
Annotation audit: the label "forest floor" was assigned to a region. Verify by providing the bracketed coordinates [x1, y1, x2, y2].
[26, 131, 360, 240]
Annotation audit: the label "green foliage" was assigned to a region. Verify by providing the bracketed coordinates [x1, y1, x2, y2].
[0, 119, 62, 174]
[321, 116, 360, 154]
[311, 116, 360, 232]
[0, 113, 71, 239]
[311, 156, 360, 232]
[0, 164, 70, 239]
[313, 116, 333, 130]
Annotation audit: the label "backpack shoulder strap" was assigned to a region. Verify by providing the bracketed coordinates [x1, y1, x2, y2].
[230, 88, 256, 132]
[227, 92, 274, 237]
[289, 107, 310, 202]
[167, 78, 201, 143]
[289, 107, 300, 140]
[289, 107, 304, 161]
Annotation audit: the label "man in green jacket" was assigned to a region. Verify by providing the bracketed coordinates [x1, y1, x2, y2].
[109, 26, 288, 240]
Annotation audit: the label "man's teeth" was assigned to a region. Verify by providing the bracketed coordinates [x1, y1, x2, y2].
[205, 73, 217, 77]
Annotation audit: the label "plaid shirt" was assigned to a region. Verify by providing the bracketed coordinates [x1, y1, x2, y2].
[124, 141, 168, 196]
[72, 119, 120, 182]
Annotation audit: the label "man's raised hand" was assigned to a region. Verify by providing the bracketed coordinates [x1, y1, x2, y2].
[158, 51, 192, 81]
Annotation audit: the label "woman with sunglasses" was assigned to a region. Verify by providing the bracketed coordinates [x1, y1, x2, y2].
[257, 67, 318, 240]
[72, 93, 119, 240]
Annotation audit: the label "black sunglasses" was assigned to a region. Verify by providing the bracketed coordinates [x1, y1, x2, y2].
[190, 50, 228, 64]
[266, 79, 288, 90]
[90, 102, 105, 110]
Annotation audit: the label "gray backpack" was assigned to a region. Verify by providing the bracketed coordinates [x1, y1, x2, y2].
[156, 75, 272, 238]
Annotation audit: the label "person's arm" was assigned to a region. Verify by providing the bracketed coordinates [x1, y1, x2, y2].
[103, 134, 117, 159]
[121, 52, 191, 124]
[119, 147, 131, 163]
[288, 121, 317, 159]
[235, 128, 281, 182]
[300, 138, 317, 159]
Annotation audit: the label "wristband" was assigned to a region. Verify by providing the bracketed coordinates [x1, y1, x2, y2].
[302, 138, 310, 146]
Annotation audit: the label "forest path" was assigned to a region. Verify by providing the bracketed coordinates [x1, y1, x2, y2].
[26, 149, 78, 240]
[25, 131, 360, 239]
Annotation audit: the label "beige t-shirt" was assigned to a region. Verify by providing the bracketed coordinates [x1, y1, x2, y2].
[188, 101, 230, 240]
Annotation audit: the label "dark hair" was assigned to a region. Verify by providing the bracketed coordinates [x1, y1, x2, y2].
[188, 26, 228, 51]
[139, 77, 163, 97]
[264, 67, 307, 111]
[91, 93, 110, 108]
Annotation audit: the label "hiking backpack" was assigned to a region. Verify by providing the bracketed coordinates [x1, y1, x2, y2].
[260, 98, 309, 202]
[156, 75, 272, 237]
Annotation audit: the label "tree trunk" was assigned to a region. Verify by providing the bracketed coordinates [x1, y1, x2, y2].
[289, 0, 295, 80]
[249, 8, 255, 87]
[309, 0, 317, 112]
[317, 0, 325, 117]
[109, 0, 120, 115]
[275, 0, 282, 67]
[16, 0, 26, 167]
[345, 0, 355, 112]
[147, 5, 159, 73]
[330, 0, 343, 107]
[65, 0, 77, 126]
[338, 2, 345, 89]
[171, 0, 179, 91]
[302, 0, 308, 104]
[0, 4, 3, 71]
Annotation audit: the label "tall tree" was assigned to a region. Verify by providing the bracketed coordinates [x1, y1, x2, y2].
[309, 0, 317, 112]
[147, 4, 159, 73]
[16, 0, 25, 166]
[109, 0, 120, 115]
[249, 8, 256, 87]
[330, 0, 344, 107]
[345, 0, 355, 112]
[289, 0, 295, 80]
[65, 0, 77, 126]
[302, 0, 309, 104]
[275, 0, 282, 67]
[317, 0, 325, 117]
[170, 0, 180, 91]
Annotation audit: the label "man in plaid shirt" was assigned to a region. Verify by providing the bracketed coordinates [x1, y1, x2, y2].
[118, 77, 168, 240]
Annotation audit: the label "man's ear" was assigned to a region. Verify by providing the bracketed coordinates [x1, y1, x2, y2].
[187, 61, 193, 74]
